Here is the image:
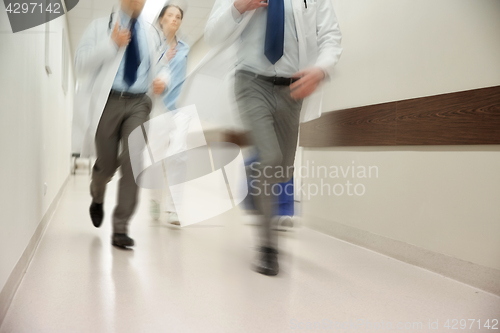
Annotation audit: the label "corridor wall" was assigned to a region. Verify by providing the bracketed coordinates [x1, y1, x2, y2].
[301, 0, 500, 295]
[0, 9, 75, 320]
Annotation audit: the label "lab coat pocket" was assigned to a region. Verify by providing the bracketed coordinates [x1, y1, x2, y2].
[301, 2, 317, 37]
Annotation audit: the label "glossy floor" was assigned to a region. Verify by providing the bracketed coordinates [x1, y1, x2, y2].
[1, 170, 499, 333]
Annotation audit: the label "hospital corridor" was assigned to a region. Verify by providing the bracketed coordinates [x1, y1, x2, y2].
[1, 0, 500, 332]
[1, 166, 499, 332]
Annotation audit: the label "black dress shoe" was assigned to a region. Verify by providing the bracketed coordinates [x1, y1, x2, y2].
[112, 233, 135, 249]
[253, 247, 279, 276]
[89, 201, 104, 228]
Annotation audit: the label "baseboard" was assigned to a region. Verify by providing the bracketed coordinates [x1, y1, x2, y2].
[0, 175, 70, 327]
[304, 214, 500, 297]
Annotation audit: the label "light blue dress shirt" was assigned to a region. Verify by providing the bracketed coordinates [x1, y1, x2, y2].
[158, 38, 189, 111]
[232, 0, 300, 77]
[112, 11, 151, 93]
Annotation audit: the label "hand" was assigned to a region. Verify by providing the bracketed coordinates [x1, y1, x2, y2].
[234, 0, 268, 14]
[111, 21, 131, 48]
[153, 78, 166, 95]
[290, 67, 326, 100]
[166, 47, 177, 62]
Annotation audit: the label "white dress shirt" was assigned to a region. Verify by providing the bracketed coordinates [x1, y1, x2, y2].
[111, 11, 151, 93]
[231, 0, 300, 77]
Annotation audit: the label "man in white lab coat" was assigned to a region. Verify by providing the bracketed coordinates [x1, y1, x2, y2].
[199, 0, 342, 275]
[74, 0, 169, 249]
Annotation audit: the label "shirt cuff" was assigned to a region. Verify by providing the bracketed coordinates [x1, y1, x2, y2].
[231, 3, 243, 23]
[321, 68, 330, 82]
[315, 66, 330, 82]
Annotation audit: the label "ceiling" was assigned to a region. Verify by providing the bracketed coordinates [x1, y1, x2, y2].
[66, 0, 216, 53]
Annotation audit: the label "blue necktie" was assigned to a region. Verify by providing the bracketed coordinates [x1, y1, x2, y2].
[265, 0, 285, 65]
[124, 19, 140, 87]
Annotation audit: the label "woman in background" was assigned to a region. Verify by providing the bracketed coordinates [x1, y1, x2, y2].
[157, 3, 189, 112]
[150, 3, 190, 225]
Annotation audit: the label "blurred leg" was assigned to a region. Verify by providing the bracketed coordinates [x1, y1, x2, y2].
[164, 111, 190, 214]
[112, 95, 152, 234]
[150, 189, 162, 220]
[91, 98, 123, 204]
[274, 85, 302, 183]
[235, 71, 280, 249]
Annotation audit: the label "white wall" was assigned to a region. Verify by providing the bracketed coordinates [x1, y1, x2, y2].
[187, 37, 210, 74]
[0, 10, 74, 292]
[323, 0, 500, 112]
[301, 147, 500, 271]
[303, 0, 500, 272]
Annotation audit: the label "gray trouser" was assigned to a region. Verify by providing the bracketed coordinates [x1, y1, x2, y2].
[91, 94, 152, 234]
[234, 70, 303, 249]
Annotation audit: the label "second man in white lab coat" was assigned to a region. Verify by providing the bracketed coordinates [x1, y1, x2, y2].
[204, 0, 342, 275]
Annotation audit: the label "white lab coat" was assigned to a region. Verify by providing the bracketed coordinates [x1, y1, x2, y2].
[177, 0, 342, 130]
[72, 13, 169, 158]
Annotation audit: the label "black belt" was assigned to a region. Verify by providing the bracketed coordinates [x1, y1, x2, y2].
[239, 70, 299, 86]
[109, 90, 146, 99]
